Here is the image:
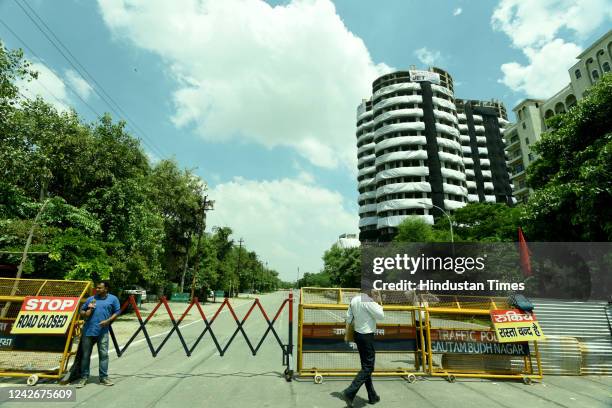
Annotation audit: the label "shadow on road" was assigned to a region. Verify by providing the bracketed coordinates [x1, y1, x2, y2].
[330, 391, 369, 408]
[110, 371, 284, 379]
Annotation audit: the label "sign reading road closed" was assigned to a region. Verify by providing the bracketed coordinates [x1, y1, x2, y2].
[490, 309, 546, 343]
[10, 296, 80, 335]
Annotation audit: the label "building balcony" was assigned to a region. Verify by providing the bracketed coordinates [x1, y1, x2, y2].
[513, 185, 530, 196]
[508, 154, 523, 165]
[506, 138, 520, 149]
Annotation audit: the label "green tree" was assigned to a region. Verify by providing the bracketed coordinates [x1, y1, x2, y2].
[297, 271, 332, 288]
[85, 178, 165, 288]
[395, 217, 434, 242]
[322, 244, 361, 288]
[524, 73, 612, 241]
[1, 44, 282, 299]
[445, 203, 522, 242]
[148, 159, 206, 284]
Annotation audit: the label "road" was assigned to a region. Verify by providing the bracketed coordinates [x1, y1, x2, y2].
[1, 291, 611, 408]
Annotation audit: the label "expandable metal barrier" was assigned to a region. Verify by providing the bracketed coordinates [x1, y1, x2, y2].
[109, 292, 295, 381]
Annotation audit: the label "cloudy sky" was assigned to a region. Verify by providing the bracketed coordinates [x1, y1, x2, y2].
[1, 0, 610, 280]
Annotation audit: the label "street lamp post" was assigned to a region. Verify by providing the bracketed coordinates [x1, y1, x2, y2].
[418, 201, 454, 243]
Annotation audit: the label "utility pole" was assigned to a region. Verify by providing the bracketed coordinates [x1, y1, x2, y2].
[1, 198, 50, 318]
[179, 233, 192, 293]
[296, 266, 300, 288]
[252, 256, 258, 294]
[190, 196, 214, 301]
[234, 238, 243, 297]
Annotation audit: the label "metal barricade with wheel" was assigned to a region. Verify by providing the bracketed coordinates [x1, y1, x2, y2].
[0, 278, 91, 385]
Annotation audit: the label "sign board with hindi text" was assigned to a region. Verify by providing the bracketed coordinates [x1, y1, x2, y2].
[10, 296, 80, 335]
[428, 328, 529, 356]
[490, 309, 545, 343]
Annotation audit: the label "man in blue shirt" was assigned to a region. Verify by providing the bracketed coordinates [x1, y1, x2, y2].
[75, 281, 121, 388]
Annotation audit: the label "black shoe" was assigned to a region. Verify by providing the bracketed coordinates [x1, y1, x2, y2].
[368, 394, 381, 405]
[340, 390, 354, 408]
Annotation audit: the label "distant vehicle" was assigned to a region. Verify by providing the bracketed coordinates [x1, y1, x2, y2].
[123, 285, 147, 301]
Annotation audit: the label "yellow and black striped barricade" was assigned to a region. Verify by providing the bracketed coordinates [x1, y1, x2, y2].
[298, 287, 428, 383]
[423, 295, 543, 384]
[0, 277, 91, 385]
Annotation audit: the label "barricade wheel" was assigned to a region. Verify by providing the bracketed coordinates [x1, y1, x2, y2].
[407, 374, 417, 384]
[284, 369, 293, 382]
[447, 374, 456, 383]
[523, 377, 532, 385]
[314, 374, 323, 384]
[27, 375, 39, 386]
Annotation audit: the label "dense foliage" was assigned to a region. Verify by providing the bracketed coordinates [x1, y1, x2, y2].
[0, 44, 287, 295]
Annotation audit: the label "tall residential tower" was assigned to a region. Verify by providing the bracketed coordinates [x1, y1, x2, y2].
[357, 67, 512, 242]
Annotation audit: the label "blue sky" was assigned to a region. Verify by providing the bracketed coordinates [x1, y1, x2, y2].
[1, 0, 610, 280]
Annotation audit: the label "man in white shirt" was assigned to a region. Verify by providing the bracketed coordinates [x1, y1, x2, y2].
[341, 291, 384, 407]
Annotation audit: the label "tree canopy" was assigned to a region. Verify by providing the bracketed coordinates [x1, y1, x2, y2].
[524, 73, 612, 241]
[0, 43, 287, 295]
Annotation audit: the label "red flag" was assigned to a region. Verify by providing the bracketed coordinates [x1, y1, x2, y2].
[518, 227, 532, 277]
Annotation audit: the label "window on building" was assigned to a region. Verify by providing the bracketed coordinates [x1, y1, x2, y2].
[592, 70, 600, 80]
[515, 164, 524, 173]
[525, 138, 530, 145]
[528, 153, 534, 161]
[575, 69, 581, 79]
[604, 62, 611, 73]
[522, 122, 526, 129]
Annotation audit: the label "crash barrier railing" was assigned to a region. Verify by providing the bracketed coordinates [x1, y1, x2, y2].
[425, 295, 542, 384]
[298, 288, 543, 384]
[108, 292, 295, 381]
[298, 287, 428, 383]
[0, 277, 91, 385]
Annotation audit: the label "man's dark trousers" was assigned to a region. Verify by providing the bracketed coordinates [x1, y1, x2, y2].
[345, 332, 377, 400]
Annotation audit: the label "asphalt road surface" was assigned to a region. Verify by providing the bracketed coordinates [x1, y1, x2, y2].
[1, 291, 611, 408]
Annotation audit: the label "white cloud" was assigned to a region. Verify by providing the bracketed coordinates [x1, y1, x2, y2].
[16, 62, 71, 112]
[97, 0, 390, 171]
[492, 0, 612, 98]
[492, 0, 612, 49]
[65, 69, 93, 100]
[453, 7, 462, 16]
[414, 47, 441, 67]
[206, 175, 358, 280]
[498, 39, 581, 98]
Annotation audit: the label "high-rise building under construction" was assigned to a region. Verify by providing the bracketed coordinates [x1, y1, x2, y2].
[357, 67, 513, 241]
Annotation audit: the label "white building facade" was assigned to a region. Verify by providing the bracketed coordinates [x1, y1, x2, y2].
[507, 30, 612, 201]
